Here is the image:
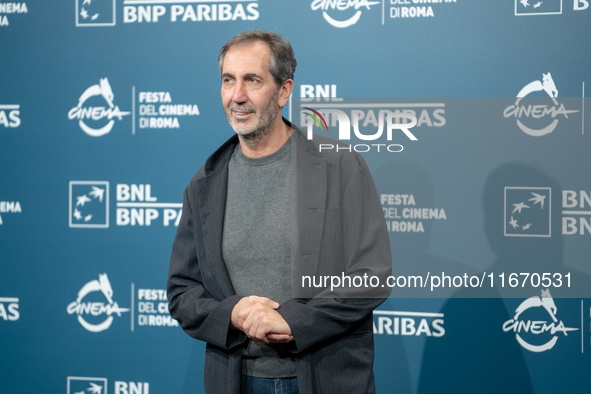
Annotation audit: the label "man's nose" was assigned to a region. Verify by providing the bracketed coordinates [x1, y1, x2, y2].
[232, 81, 248, 104]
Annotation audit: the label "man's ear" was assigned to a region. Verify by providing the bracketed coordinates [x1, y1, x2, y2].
[278, 79, 293, 108]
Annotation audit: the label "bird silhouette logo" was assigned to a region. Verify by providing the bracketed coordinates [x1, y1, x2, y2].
[76, 0, 115, 26]
[515, 0, 562, 15]
[504, 187, 551, 237]
[69, 181, 109, 228]
[68, 378, 106, 394]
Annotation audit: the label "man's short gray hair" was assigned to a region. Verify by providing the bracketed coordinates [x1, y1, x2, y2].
[218, 30, 297, 87]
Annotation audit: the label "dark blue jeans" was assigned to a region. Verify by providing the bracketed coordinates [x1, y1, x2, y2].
[241, 375, 299, 394]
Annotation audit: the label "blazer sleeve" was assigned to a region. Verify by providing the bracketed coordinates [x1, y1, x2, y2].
[167, 184, 246, 350]
[279, 297, 382, 353]
[280, 154, 392, 353]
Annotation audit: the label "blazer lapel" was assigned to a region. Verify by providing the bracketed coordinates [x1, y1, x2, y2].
[293, 130, 328, 279]
[196, 147, 236, 300]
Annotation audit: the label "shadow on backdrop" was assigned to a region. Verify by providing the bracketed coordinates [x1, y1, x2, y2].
[419, 162, 591, 393]
[373, 160, 471, 393]
[417, 162, 551, 393]
[375, 159, 476, 296]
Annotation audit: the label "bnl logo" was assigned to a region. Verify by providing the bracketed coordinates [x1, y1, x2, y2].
[69, 181, 109, 228]
[67, 377, 150, 394]
[504, 187, 551, 237]
[67, 377, 107, 394]
[515, 0, 562, 15]
[76, 0, 116, 26]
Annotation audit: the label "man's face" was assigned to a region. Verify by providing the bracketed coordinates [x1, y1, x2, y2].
[221, 41, 281, 139]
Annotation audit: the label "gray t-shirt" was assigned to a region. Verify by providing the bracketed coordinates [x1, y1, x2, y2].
[222, 137, 296, 378]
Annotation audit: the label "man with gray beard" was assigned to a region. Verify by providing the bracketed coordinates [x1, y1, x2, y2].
[167, 30, 391, 394]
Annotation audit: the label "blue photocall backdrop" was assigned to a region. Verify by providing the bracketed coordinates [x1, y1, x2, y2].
[1, 1, 590, 393]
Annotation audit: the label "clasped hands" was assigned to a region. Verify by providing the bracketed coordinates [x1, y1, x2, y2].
[231, 296, 293, 344]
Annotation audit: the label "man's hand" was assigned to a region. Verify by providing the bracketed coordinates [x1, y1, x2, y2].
[231, 296, 293, 344]
[231, 296, 278, 329]
[242, 303, 293, 344]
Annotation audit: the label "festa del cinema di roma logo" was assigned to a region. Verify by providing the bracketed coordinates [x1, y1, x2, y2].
[503, 72, 578, 137]
[67, 273, 129, 332]
[310, 0, 379, 28]
[502, 289, 577, 352]
[68, 78, 130, 137]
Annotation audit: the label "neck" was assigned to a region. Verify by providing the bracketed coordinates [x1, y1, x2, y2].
[239, 116, 292, 158]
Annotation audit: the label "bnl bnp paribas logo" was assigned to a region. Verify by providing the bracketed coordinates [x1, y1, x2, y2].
[0, 296, 19, 321]
[67, 377, 107, 394]
[504, 187, 591, 236]
[69, 181, 109, 228]
[76, 0, 116, 26]
[503, 73, 578, 137]
[67, 376, 150, 394]
[515, 0, 562, 15]
[504, 187, 551, 237]
[514, 0, 590, 15]
[503, 289, 578, 352]
[373, 310, 445, 337]
[69, 181, 182, 228]
[68, 78, 130, 137]
[76, 0, 260, 25]
[67, 273, 129, 333]
[0, 104, 21, 128]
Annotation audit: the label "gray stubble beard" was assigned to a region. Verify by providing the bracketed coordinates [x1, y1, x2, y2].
[226, 88, 280, 147]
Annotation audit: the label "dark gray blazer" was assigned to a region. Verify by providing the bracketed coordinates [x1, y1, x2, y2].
[167, 120, 392, 394]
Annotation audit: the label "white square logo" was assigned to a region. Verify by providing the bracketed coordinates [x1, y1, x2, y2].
[67, 376, 107, 394]
[76, 0, 116, 27]
[69, 181, 109, 228]
[504, 187, 551, 237]
[515, 0, 562, 15]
